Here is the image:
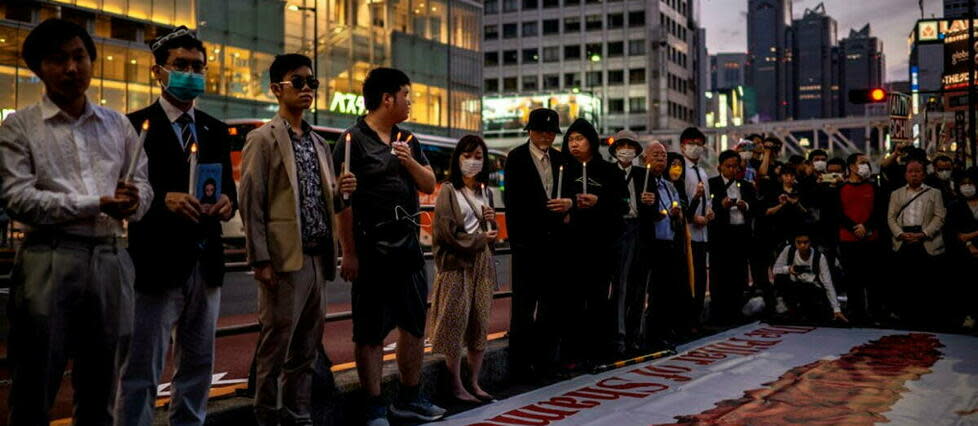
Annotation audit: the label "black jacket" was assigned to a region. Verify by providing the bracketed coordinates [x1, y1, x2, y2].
[708, 175, 757, 238]
[126, 101, 238, 291]
[503, 141, 569, 249]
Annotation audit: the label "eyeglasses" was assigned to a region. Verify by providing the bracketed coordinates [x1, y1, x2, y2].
[165, 59, 206, 74]
[278, 75, 320, 90]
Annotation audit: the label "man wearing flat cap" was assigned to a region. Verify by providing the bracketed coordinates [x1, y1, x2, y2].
[607, 130, 652, 356]
[503, 108, 573, 380]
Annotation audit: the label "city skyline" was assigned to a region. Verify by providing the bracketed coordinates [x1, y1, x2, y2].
[701, 0, 944, 83]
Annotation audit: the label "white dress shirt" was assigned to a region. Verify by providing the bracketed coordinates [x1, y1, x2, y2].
[722, 176, 746, 225]
[0, 95, 153, 237]
[773, 246, 841, 313]
[684, 156, 712, 242]
[528, 142, 553, 197]
[159, 95, 197, 147]
[619, 163, 638, 218]
[455, 186, 488, 234]
[901, 186, 927, 228]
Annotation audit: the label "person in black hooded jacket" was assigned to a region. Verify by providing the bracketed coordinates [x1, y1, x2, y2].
[558, 118, 629, 366]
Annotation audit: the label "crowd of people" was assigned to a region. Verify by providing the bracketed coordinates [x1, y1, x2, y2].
[2, 17, 977, 426]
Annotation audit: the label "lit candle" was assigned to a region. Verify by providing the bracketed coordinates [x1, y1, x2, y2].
[642, 163, 651, 193]
[482, 183, 494, 231]
[188, 143, 198, 196]
[582, 162, 588, 195]
[556, 165, 564, 199]
[672, 200, 679, 208]
[392, 131, 401, 154]
[343, 133, 351, 200]
[126, 120, 150, 181]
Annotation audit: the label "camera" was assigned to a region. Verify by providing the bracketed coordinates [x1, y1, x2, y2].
[794, 264, 812, 274]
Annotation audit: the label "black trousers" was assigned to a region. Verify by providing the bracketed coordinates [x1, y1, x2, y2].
[645, 240, 690, 342]
[710, 226, 751, 324]
[839, 240, 884, 323]
[611, 219, 647, 352]
[563, 247, 615, 363]
[774, 276, 833, 324]
[510, 243, 564, 373]
[891, 243, 942, 326]
[690, 241, 708, 327]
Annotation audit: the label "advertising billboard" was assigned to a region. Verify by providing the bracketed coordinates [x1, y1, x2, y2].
[482, 93, 601, 132]
[941, 27, 978, 90]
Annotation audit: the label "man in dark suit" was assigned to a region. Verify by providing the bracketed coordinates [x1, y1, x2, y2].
[708, 150, 757, 325]
[116, 27, 237, 426]
[607, 131, 649, 356]
[504, 108, 573, 380]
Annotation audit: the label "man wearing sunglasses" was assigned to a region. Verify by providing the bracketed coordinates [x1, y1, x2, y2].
[239, 53, 357, 426]
[115, 26, 238, 425]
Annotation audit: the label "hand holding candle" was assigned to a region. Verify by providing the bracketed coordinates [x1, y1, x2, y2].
[343, 133, 352, 200]
[126, 120, 150, 182]
[188, 143, 198, 196]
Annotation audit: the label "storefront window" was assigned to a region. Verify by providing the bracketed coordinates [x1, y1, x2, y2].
[100, 43, 128, 82]
[152, 0, 175, 27]
[224, 46, 275, 103]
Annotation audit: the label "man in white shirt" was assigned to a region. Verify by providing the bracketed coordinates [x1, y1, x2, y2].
[0, 19, 152, 425]
[773, 230, 847, 325]
[679, 127, 714, 328]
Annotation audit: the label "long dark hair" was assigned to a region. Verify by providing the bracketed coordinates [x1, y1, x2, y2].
[448, 135, 490, 190]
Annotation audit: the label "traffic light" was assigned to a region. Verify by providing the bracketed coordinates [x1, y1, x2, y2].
[849, 88, 888, 104]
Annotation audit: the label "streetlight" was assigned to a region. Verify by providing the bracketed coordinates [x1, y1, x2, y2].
[287, 3, 319, 125]
[587, 53, 602, 131]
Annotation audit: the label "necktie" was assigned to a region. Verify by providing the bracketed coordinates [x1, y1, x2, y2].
[692, 164, 705, 215]
[176, 113, 196, 151]
[540, 153, 553, 196]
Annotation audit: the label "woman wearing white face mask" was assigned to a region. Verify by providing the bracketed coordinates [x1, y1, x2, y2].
[946, 167, 978, 330]
[428, 135, 498, 403]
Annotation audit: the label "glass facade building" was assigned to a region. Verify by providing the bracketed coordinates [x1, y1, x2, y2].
[0, 0, 481, 137]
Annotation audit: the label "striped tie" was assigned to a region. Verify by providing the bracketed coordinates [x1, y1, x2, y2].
[176, 113, 196, 151]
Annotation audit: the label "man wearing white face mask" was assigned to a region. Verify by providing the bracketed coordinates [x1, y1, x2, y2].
[608, 131, 648, 355]
[679, 127, 713, 329]
[926, 155, 956, 208]
[836, 153, 887, 326]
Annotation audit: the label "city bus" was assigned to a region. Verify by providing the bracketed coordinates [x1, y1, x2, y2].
[222, 119, 509, 250]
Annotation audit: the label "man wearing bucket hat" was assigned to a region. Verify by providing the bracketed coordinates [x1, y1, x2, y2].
[607, 130, 652, 356]
[504, 108, 573, 380]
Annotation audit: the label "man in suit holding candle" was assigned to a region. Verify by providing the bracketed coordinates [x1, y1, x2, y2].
[708, 150, 758, 325]
[608, 131, 650, 356]
[115, 26, 238, 426]
[239, 54, 357, 426]
[503, 108, 574, 380]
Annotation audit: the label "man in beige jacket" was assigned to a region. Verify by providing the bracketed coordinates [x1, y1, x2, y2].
[238, 54, 356, 426]
[887, 158, 945, 325]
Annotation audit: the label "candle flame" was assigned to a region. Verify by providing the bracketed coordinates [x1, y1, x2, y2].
[672, 201, 679, 207]
[559, 165, 564, 171]
[661, 209, 668, 215]
[346, 133, 351, 142]
[190, 143, 198, 154]
[406, 134, 414, 142]
[396, 131, 401, 142]
[141, 120, 150, 131]
[646, 163, 651, 169]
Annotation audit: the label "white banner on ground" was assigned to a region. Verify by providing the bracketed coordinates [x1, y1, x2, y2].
[433, 323, 978, 425]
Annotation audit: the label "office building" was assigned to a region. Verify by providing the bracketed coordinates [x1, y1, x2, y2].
[711, 52, 747, 90]
[0, 0, 482, 137]
[840, 24, 885, 117]
[945, 0, 970, 18]
[792, 2, 837, 119]
[481, 0, 702, 139]
[747, 0, 791, 122]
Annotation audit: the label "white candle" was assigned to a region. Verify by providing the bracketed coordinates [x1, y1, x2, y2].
[343, 133, 351, 200]
[642, 163, 651, 193]
[582, 162, 588, 195]
[556, 165, 564, 199]
[126, 120, 150, 181]
[188, 143, 198, 196]
[482, 183, 494, 231]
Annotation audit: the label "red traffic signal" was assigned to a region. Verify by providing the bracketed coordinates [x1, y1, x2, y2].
[849, 88, 888, 104]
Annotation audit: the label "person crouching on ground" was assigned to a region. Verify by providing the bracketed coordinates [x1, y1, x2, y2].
[427, 135, 499, 404]
[772, 229, 847, 325]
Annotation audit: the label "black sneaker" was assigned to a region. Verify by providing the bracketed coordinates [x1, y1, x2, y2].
[389, 395, 447, 422]
[365, 403, 390, 426]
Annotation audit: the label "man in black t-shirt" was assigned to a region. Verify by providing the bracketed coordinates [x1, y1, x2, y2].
[333, 68, 443, 425]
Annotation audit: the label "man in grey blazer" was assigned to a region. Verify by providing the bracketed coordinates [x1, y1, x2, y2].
[887, 158, 945, 325]
[238, 54, 356, 426]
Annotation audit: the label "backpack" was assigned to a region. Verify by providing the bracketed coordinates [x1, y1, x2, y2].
[786, 244, 824, 287]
